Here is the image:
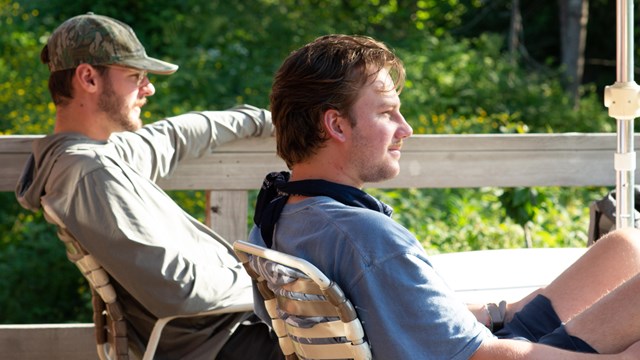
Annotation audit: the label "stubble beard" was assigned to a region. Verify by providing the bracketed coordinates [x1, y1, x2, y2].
[98, 77, 142, 132]
[352, 139, 400, 184]
[358, 161, 399, 184]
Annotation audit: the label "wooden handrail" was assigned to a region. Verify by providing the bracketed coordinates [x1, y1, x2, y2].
[1, 133, 635, 242]
[1, 133, 636, 191]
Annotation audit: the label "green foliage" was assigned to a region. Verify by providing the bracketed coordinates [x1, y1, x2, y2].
[0, 1, 55, 133]
[0, 193, 92, 323]
[369, 187, 524, 253]
[499, 187, 545, 229]
[400, 33, 614, 135]
[371, 186, 596, 254]
[0, 0, 621, 324]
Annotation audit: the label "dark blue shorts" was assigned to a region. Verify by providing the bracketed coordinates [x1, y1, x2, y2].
[493, 294, 597, 353]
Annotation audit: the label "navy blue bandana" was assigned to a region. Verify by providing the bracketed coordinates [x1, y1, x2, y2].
[253, 171, 393, 247]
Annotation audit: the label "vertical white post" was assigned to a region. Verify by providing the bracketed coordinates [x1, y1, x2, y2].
[604, 0, 637, 229]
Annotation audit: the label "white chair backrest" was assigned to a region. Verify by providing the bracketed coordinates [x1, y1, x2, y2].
[233, 240, 372, 360]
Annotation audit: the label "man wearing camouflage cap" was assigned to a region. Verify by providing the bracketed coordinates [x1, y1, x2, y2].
[16, 13, 283, 360]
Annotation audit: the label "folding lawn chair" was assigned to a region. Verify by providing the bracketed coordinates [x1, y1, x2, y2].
[42, 205, 252, 360]
[233, 240, 372, 360]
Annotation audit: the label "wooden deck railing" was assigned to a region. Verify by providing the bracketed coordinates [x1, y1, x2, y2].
[0, 133, 636, 359]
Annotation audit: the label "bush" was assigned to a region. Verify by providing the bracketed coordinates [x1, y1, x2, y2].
[0, 193, 92, 323]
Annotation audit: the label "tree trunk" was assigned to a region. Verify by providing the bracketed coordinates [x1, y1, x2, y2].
[509, 0, 522, 64]
[558, 0, 589, 108]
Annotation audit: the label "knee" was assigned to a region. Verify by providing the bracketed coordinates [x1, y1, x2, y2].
[596, 227, 640, 254]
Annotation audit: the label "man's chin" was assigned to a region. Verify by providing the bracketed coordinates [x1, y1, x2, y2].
[131, 115, 144, 130]
[363, 167, 400, 184]
[120, 119, 143, 132]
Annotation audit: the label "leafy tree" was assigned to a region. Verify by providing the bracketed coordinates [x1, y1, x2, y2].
[0, 191, 92, 323]
[0, 1, 54, 133]
[499, 187, 546, 248]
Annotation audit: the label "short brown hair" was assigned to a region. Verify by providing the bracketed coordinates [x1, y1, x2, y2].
[270, 34, 405, 168]
[42, 44, 108, 106]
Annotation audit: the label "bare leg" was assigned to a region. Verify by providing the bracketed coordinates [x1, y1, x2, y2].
[565, 272, 640, 353]
[496, 228, 640, 354]
[540, 227, 640, 322]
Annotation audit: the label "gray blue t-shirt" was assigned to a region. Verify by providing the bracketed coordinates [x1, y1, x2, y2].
[249, 196, 492, 359]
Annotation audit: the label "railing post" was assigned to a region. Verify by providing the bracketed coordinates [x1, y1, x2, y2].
[206, 190, 250, 244]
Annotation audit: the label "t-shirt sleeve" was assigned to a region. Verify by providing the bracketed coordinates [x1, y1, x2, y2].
[346, 248, 491, 359]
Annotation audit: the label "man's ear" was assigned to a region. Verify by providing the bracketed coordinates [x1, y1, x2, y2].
[322, 109, 348, 142]
[75, 64, 100, 93]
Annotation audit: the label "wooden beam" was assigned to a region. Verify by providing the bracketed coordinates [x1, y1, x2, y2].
[0, 324, 96, 360]
[206, 190, 249, 243]
[0, 133, 634, 191]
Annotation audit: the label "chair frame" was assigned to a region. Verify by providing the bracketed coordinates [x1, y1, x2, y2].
[43, 205, 252, 360]
[233, 240, 372, 360]
[64, 232, 252, 360]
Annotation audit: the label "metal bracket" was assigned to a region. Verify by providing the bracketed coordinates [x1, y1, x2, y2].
[604, 81, 640, 120]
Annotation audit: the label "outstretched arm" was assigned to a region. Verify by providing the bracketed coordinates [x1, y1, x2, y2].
[111, 104, 272, 180]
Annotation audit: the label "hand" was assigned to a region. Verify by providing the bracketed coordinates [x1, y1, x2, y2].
[467, 303, 491, 329]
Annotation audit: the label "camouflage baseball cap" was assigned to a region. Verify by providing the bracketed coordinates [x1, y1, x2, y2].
[42, 13, 178, 75]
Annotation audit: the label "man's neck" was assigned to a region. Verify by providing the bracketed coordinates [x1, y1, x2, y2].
[54, 104, 113, 140]
[290, 166, 363, 190]
[290, 153, 364, 189]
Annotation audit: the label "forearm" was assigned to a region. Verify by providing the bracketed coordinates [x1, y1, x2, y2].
[467, 301, 507, 332]
[467, 288, 544, 328]
[471, 338, 633, 360]
[201, 104, 273, 149]
[118, 104, 272, 178]
[468, 303, 492, 328]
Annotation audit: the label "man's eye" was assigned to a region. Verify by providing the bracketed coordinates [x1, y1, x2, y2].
[136, 72, 147, 85]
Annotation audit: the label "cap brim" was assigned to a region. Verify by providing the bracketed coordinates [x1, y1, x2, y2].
[120, 56, 179, 75]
